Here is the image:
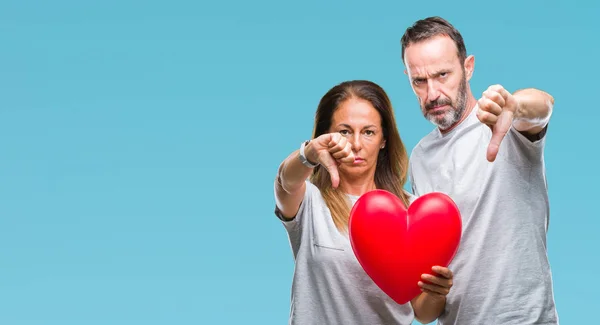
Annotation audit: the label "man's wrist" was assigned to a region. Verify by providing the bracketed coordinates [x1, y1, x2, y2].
[512, 98, 553, 130]
[513, 97, 524, 119]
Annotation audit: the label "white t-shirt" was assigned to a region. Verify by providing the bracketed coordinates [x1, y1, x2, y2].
[408, 105, 559, 324]
[275, 180, 416, 325]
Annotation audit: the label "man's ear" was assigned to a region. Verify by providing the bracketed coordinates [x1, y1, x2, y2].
[464, 55, 475, 81]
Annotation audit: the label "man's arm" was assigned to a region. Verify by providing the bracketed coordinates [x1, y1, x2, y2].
[512, 88, 554, 137]
[477, 85, 554, 161]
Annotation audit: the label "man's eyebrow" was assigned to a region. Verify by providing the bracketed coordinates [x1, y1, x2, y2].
[431, 69, 450, 77]
[411, 69, 451, 79]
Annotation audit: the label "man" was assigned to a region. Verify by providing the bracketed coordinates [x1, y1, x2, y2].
[400, 17, 559, 324]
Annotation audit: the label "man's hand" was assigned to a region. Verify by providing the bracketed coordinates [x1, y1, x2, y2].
[476, 84, 519, 162]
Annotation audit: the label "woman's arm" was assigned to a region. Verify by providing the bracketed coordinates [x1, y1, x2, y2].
[410, 266, 454, 324]
[274, 147, 316, 220]
[275, 132, 354, 220]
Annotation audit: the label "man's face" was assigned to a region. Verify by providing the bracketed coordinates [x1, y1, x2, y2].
[404, 35, 473, 130]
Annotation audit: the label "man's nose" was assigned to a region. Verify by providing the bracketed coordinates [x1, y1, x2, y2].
[427, 79, 441, 101]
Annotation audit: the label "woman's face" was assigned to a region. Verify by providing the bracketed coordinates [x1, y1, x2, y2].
[329, 97, 386, 178]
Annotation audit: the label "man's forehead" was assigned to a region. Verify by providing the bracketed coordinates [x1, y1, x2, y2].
[404, 36, 460, 73]
[406, 59, 455, 77]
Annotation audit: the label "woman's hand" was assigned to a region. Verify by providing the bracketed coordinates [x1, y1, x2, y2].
[410, 266, 454, 324]
[418, 266, 454, 297]
[305, 132, 354, 188]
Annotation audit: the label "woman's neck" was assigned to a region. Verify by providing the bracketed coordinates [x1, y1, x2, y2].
[338, 172, 377, 197]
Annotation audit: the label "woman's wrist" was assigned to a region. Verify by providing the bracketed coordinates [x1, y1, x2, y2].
[304, 141, 320, 166]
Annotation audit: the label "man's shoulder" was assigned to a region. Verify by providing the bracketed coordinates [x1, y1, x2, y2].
[405, 190, 418, 204]
[410, 129, 440, 157]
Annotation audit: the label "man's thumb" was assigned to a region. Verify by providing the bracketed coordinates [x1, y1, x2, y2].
[487, 138, 501, 162]
[487, 113, 513, 162]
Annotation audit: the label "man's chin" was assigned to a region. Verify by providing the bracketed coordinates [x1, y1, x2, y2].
[427, 112, 447, 123]
[428, 115, 455, 129]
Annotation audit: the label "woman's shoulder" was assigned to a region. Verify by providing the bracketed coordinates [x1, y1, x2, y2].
[276, 179, 322, 227]
[304, 179, 324, 199]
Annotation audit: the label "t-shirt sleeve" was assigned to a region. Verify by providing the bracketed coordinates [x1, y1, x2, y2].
[506, 123, 549, 165]
[511, 122, 548, 144]
[274, 179, 316, 232]
[274, 180, 318, 257]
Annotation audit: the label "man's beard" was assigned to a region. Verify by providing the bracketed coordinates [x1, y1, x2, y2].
[421, 74, 468, 130]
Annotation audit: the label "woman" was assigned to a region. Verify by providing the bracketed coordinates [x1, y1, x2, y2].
[274, 80, 454, 324]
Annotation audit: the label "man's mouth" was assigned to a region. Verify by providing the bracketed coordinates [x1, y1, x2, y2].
[428, 104, 448, 112]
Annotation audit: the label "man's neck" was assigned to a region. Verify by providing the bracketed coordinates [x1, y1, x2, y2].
[439, 96, 478, 134]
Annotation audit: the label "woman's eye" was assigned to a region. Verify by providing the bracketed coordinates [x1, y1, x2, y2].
[365, 130, 374, 136]
[339, 130, 350, 135]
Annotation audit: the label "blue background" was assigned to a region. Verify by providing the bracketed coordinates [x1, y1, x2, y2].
[1, 0, 597, 324]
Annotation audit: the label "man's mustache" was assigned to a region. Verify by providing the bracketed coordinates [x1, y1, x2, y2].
[425, 98, 453, 110]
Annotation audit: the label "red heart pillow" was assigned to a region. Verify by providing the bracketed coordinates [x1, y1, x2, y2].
[349, 190, 462, 305]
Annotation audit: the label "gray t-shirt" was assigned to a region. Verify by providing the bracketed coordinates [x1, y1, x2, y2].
[408, 105, 559, 324]
[275, 181, 415, 325]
